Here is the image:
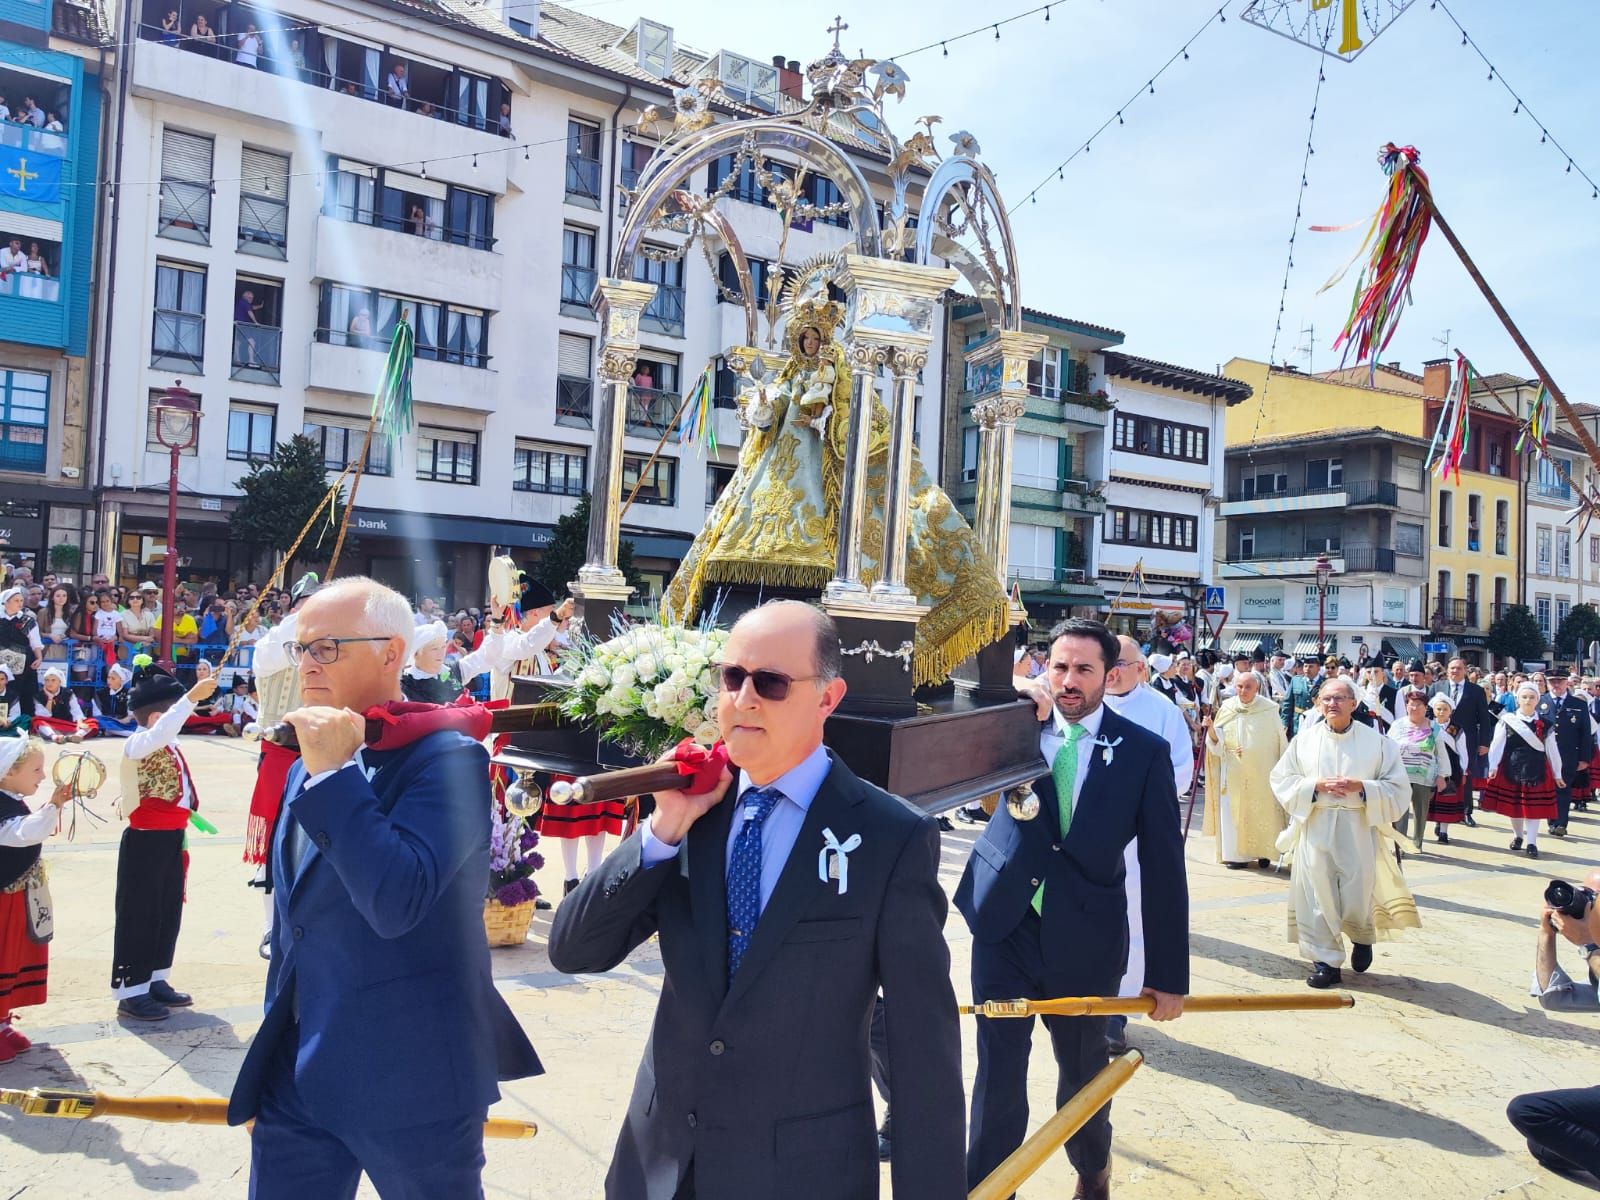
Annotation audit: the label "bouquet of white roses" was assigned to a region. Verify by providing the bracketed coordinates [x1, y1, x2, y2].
[557, 620, 727, 758]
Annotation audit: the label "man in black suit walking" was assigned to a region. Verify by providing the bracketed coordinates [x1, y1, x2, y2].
[549, 600, 964, 1200]
[1432, 657, 1491, 826]
[956, 618, 1189, 1200]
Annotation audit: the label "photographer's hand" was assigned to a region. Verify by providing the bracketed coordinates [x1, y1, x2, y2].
[1536, 905, 1561, 993]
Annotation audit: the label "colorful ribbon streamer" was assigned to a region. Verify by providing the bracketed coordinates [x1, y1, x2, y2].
[676, 363, 717, 454]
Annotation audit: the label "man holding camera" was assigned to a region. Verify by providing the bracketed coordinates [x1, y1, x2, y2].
[1507, 869, 1600, 1184]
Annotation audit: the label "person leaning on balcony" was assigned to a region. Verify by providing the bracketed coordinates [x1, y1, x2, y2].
[187, 14, 215, 53]
[0, 239, 24, 275]
[385, 62, 408, 108]
[158, 10, 179, 45]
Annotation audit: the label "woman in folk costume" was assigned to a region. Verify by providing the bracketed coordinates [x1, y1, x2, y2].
[1482, 681, 1561, 860]
[31, 667, 95, 742]
[179, 660, 233, 734]
[113, 666, 215, 1020]
[0, 663, 26, 734]
[1386, 690, 1453, 853]
[0, 736, 69, 1062]
[1203, 668, 1288, 868]
[1424, 692, 1470, 841]
[0, 589, 42, 721]
[661, 293, 1009, 688]
[401, 619, 466, 704]
[93, 662, 139, 736]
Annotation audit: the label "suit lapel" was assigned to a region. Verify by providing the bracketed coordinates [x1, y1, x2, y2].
[719, 759, 862, 1014]
[688, 791, 736, 1005]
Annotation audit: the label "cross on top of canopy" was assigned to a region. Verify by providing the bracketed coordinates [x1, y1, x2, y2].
[612, 27, 1023, 346]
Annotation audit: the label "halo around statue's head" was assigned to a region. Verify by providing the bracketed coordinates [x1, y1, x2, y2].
[785, 298, 845, 361]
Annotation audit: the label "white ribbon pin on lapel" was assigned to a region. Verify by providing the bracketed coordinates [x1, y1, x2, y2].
[1093, 735, 1123, 766]
[818, 827, 862, 896]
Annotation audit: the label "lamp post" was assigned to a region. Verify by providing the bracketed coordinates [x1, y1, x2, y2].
[1314, 552, 1333, 660]
[151, 382, 200, 670]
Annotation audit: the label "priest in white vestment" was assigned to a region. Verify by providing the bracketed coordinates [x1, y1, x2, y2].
[1269, 676, 1418, 989]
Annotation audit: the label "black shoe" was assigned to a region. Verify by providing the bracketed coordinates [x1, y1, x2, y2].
[1435, 826, 1448, 844]
[1224, 861, 1249, 869]
[534, 897, 553, 910]
[1550, 825, 1567, 838]
[936, 816, 954, 832]
[968, 806, 991, 823]
[1258, 858, 1273, 868]
[1104, 1014, 1129, 1056]
[1307, 962, 1342, 989]
[149, 980, 192, 1008]
[1463, 815, 1478, 827]
[117, 995, 170, 1021]
[1527, 844, 1540, 859]
[1510, 836, 1524, 851]
[563, 878, 579, 897]
[1574, 801, 1590, 812]
[877, 1112, 892, 1162]
[1351, 943, 1373, 973]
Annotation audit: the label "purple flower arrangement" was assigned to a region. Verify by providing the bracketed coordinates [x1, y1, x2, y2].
[488, 776, 545, 907]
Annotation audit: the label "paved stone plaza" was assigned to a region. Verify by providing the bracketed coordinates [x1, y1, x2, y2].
[2, 736, 1597, 1198]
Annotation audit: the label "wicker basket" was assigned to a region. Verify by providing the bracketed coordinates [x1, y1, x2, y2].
[483, 898, 536, 947]
[980, 792, 999, 816]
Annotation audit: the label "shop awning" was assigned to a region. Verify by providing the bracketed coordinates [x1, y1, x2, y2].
[1292, 633, 1330, 658]
[1382, 635, 1421, 663]
[1227, 633, 1271, 657]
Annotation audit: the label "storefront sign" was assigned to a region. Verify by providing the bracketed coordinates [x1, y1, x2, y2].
[352, 508, 554, 548]
[0, 514, 44, 549]
[1382, 588, 1409, 623]
[1239, 586, 1284, 623]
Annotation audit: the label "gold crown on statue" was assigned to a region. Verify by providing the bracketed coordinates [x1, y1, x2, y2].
[785, 299, 844, 359]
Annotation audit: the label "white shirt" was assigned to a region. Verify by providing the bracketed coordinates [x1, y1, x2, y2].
[238, 32, 261, 63]
[1038, 703, 1104, 815]
[0, 247, 25, 272]
[458, 617, 557, 681]
[1488, 713, 1564, 782]
[0, 791, 57, 847]
[92, 608, 122, 640]
[1105, 683, 1194, 797]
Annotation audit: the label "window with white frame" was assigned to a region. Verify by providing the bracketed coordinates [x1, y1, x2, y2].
[1008, 522, 1055, 581]
[1536, 596, 1552, 639]
[513, 441, 586, 496]
[961, 426, 979, 482]
[1537, 526, 1553, 575]
[1027, 347, 1060, 399]
[1557, 528, 1572, 578]
[303, 411, 391, 476]
[1305, 457, 1342, 490]
[226, 402, 275, 463]
[1557, 597, 1572, 633]
[1012, 432, 1056, 490]
[416, 426, 478, 484]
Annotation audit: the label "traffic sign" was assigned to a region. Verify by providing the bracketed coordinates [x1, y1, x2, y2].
[1421, 641, 1450, 654]
[1204, 586, 1225, 610]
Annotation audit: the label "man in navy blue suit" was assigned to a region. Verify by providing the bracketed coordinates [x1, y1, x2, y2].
[955, 618, 1189, 1200]
[228, 577, 542, 1199]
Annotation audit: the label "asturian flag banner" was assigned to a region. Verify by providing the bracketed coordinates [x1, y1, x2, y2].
[0, 146, 61, 203]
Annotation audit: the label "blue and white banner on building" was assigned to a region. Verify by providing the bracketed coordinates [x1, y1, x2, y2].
[0, 146, 60, 202]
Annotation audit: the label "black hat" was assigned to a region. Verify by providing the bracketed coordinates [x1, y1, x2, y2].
[519, 574, 556, 610]
[1408, 659, 1428, 673]
[129, 665, 185, 716]
[290, 572, 320, 605]
[232, 674, 252, 689]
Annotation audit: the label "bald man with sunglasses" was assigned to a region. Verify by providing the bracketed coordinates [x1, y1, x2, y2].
[550, 600, 964, 1200]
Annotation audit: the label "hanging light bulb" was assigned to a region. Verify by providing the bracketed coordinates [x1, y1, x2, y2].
[1148, 80, 1155, 94]
[942, 41, 948, 56]
[421, 162, 427, 177]
[1183, 48, 1189, 59]
[472, 154, 478, 168]
[1044, 5, 1050, 19]
[1513, 101, 1520, 113]
[1117, 111, 1123, 125]
[993, 23, 1000, 38]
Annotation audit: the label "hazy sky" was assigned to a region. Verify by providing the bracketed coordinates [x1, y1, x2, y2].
[606, 0, 1597, 393]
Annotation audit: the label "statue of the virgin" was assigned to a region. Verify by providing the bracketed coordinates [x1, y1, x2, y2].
[663, 296, 1011, 686]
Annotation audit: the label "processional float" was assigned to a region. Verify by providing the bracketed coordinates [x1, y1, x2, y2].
[500, 31, 1051, 812]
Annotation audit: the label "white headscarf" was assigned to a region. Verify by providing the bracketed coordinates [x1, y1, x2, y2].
[409, 619, 448, 664]
[106, 662, 130, 689]
[40, 666, 66, 688]
[0, 735, 34, 781]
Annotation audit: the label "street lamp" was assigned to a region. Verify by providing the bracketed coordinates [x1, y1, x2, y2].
[151, 381, 200, 670]
[1314, 551, 1333, 660]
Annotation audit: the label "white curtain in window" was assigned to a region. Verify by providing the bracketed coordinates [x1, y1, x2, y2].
[415, 303, 440, 354]
[424, 196, 445, 240]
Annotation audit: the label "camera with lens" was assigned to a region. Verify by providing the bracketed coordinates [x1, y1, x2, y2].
[1545, 879, 1597, 920]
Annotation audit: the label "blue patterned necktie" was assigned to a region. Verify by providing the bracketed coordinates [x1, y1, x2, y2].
[726, 786, 784, 980]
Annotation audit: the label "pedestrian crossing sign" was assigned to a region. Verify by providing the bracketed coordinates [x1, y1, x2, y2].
[1204, 587, 1225, 612]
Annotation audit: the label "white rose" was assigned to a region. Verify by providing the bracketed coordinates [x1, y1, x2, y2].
[693, 720, 721, 745]
[636, 655, 659, 682]
[681, 706, 704, 730]
[606, 684, 636, 715]
[579, 665, 609, 690]
[612, 665, 636, 690]
[663, 653, 686, 675]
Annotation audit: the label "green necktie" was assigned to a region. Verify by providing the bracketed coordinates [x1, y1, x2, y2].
[1033, 723, 1085, 914]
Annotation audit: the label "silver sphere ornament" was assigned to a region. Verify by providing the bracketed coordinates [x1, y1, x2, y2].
[504, 779, 543, 818]
[1004, 785, 1040, 821]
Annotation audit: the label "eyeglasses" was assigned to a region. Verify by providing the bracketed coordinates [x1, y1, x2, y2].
[285, 636, 393, 665]
[715, 663, 818, 702]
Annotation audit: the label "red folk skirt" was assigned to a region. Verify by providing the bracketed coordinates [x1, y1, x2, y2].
[1428, 773, 1469, 825]
[181, 712, 233, 734]
[1480, 766, 1559, 821]
[537, 774, 626, 840]
[30, 715, 96, 738]
[0, 887, 47, 1019]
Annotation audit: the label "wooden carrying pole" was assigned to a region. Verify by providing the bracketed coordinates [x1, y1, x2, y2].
[960, 991, 1355, 1018]
[968, 1050, 1144, 1200]
[1408, 164, 1600, 475]
[0, 1088, 537, 1139]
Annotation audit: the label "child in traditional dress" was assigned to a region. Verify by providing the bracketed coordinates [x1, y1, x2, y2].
[113, 666, 215, 1020]
[93, 662, 139, 736]
[214, 675, 257, 736]
[0, 736, 69, 1061]
[1426, 693, 1470, 843]
[179, 660, 233, 734]
[0, 663, 24, 733]
[401, 620, 465, 704]
[1483, 682, 1561, 861]
[31, 667, 95, 742]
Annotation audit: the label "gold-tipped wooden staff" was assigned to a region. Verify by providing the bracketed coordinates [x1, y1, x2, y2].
[968, 1050, 1143, 1200]
[0, 1088, 537, 1139]
[961, 990, 1355, 1018]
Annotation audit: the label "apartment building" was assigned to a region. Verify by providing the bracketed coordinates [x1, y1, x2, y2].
[93, 1, 944, 606]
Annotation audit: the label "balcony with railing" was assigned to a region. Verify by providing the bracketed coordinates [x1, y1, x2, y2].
[239, 192, 288, 259]
[1221, 477, 1399, 516]
[231, 323, 282, 385]
[1344, 480, 1400, 507]
[152, 309, 204, 372]
[642, 284, 685, 336]
[1430, 598, 1479, 630]
[626, 386, 679, 436]
[556, 375, 592, 428]
[158, 177, 211, 244]
[1342, 546, 1398, 573]
[0, 271, 60, 303]
[565, 152, 603, 206]
[1009, 563, 1102, 600]
[561, 264, 596, 315]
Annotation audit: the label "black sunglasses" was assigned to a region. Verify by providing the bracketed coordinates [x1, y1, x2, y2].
[715, 663, 818, 702]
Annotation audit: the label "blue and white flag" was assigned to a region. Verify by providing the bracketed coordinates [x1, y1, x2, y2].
[0, 145, 61, 202]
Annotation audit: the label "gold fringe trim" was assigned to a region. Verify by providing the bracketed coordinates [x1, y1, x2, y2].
[701, 560, 836, 591]
[913, 597, 1013, 689]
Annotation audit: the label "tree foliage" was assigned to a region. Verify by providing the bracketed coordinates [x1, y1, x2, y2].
[1487, 602, 1547, 665]
[229, 434, 346, 573]
[1554, 603, 1600, 662]
[534, 494, 641, 599]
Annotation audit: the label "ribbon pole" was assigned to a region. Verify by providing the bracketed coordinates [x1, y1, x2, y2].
[960, 990, 1355, 1018]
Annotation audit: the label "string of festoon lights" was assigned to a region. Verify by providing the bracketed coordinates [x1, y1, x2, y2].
[1243, 19, 1336, 458]
[1006, 4, 1230, 215]
[1430, 0, 1599, 202]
